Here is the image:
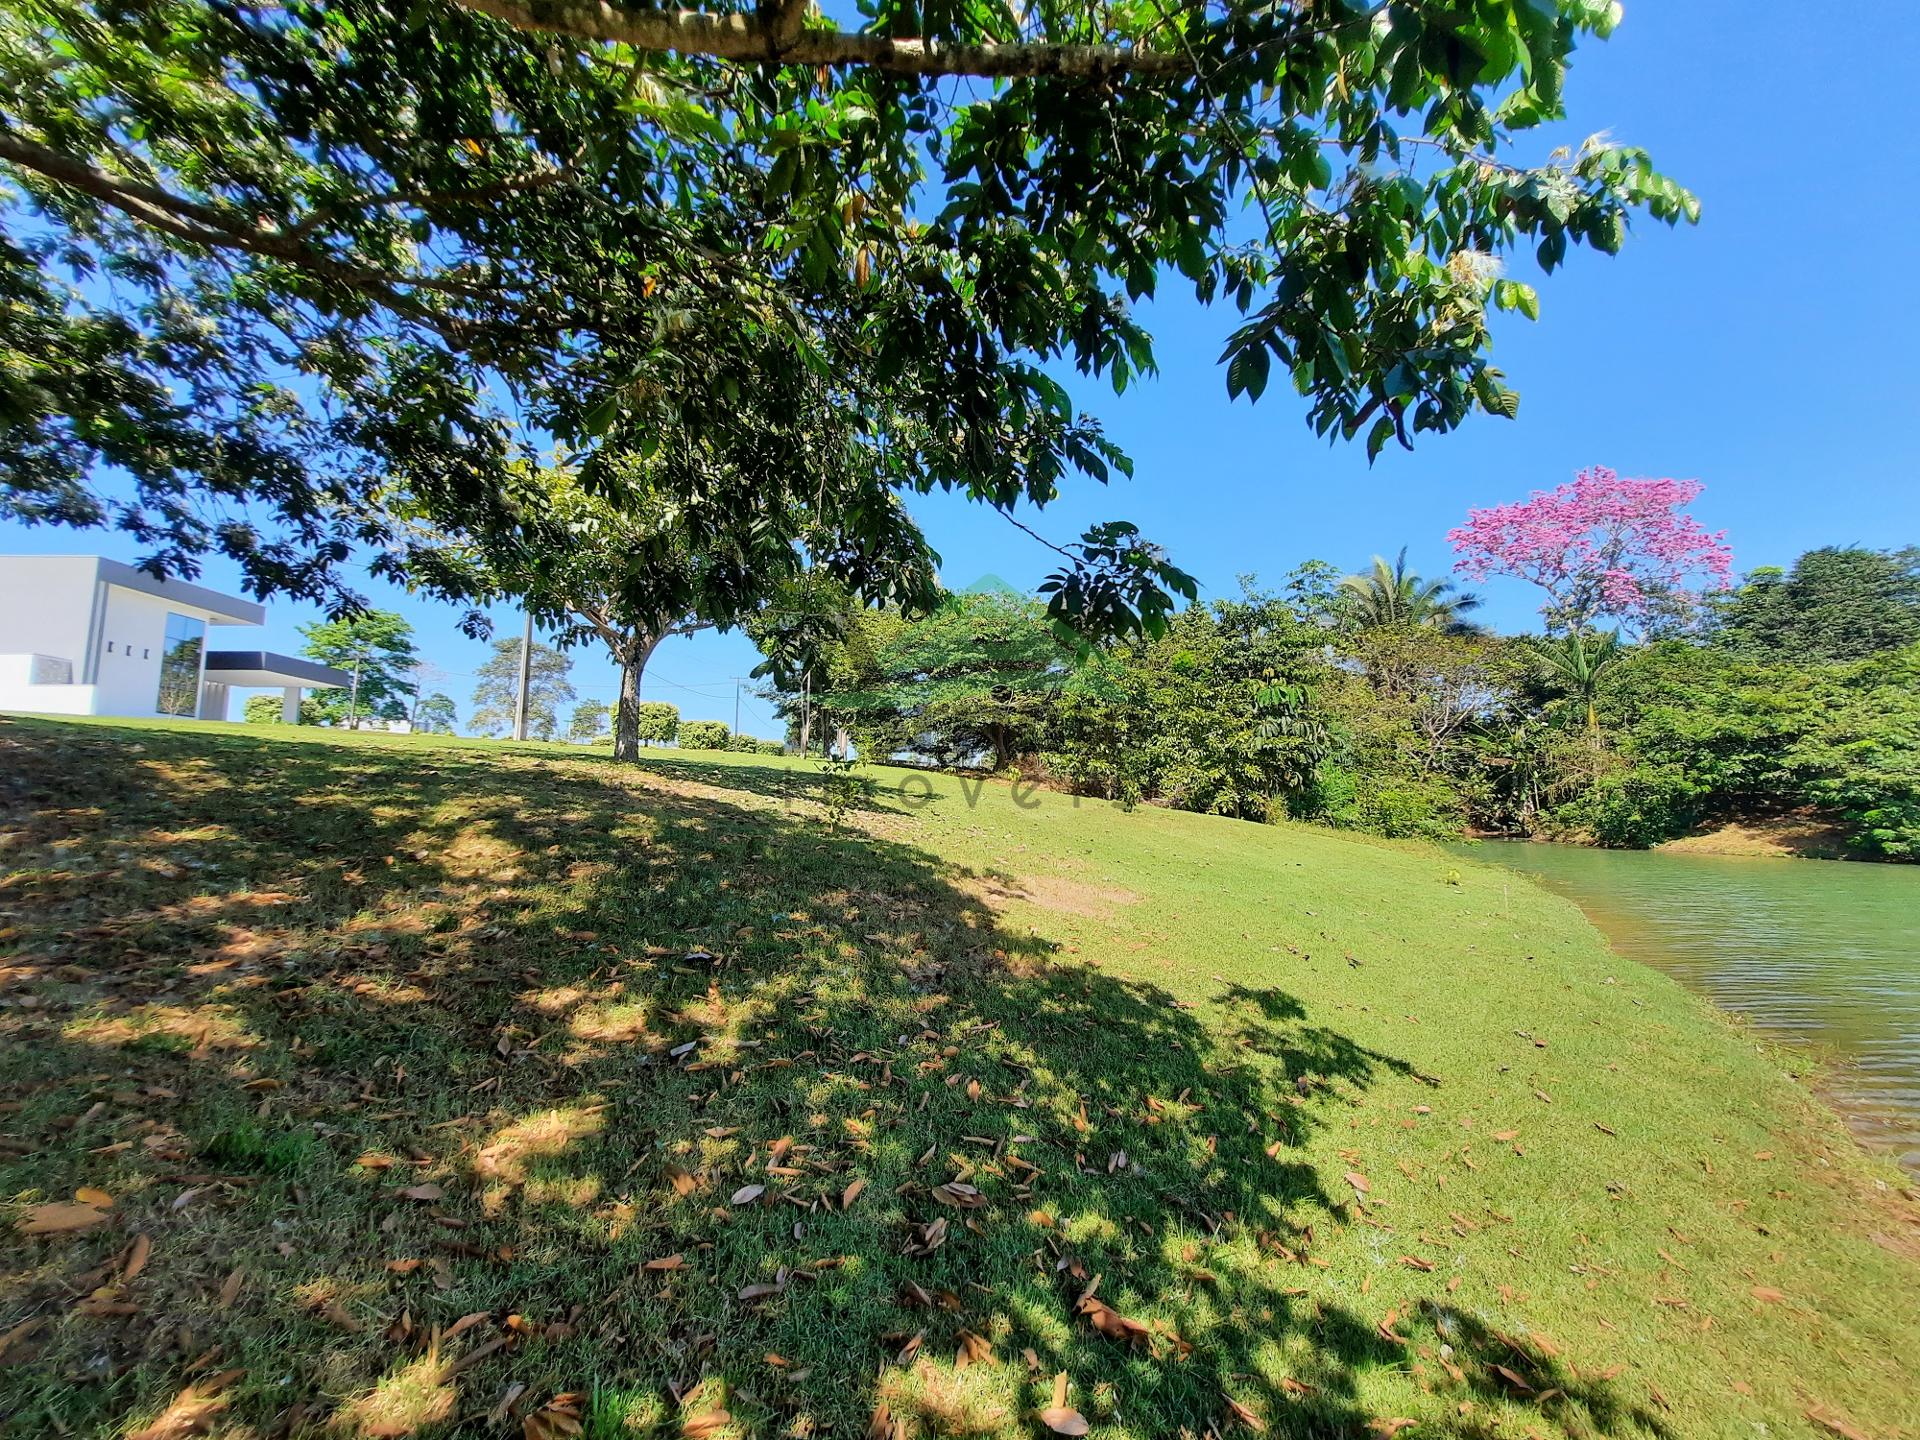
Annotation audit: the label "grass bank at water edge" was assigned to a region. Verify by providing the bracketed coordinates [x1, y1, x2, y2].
[1, 716, 1915, 1440]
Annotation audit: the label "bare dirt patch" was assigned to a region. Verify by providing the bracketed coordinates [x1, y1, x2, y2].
[967, 871, 1140, 919]
[1657, 812, 1853, 860]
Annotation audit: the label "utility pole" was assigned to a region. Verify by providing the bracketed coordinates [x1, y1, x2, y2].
[512, 609, 533, 742]
[732, 677, 743, 736]
[346, 656, 362, 729]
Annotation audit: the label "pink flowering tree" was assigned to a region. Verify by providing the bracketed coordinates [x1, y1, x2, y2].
[1447, 466, 1733, 635]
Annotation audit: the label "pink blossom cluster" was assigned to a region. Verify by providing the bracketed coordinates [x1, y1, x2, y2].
[1447, 466, 1733, 632]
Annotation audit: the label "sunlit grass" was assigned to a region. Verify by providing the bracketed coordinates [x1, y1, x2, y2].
[0, 715, 1914, 1440]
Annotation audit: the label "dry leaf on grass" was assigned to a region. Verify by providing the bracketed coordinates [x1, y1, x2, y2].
[16, 1201, 111, 1235]
[1226, 1397, 1266, 1432]
[1750, 1285, 1786, 1304]
[397, 1184, 444, 1202]
[523, 1393, 584, 1440]
[127, 1369, 245, 1440]
[75, 1186, 114, 1207]
[644, 1254, 685, 1272]
[1804, 1406, 1871, 1440]
[730, 1184, 765, 1206]
[0, 1317, 45, 1362]
[1039, 1373, 1089, 1436]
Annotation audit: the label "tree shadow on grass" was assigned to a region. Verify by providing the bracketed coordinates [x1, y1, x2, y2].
[0, 718, 1657, 1439]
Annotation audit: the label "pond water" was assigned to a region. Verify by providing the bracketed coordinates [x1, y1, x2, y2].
[1460, 841, 1920, 1173]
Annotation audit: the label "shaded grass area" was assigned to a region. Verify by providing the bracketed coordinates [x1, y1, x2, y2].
[0, 717, 1914, 1440]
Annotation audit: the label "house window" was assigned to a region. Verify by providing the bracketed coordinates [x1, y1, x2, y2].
[156, 612, 206, 716]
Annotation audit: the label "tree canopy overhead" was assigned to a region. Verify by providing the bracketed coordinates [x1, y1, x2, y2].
[2, 0, 1695, 640]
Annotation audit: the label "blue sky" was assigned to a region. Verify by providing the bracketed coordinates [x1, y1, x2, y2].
[5, 1, 1916, 733]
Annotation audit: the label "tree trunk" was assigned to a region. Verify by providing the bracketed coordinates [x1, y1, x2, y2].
[612, 632, 662, 763]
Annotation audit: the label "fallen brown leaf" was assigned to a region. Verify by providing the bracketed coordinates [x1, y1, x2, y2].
[16, 1201, 111, 1236]
[523, 1392, 584, 1440]
[1039, 1373, 1089, 1436]
[1804, 1405, 1871, 1440]
[1226, 1397, 1267, 1432]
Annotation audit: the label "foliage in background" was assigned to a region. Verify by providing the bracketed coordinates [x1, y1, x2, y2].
[1047, 583, 1332, 820]
[296, 611, 418, 725]
[1449, 467, 1733, 635]
[680, 720, 730, 751]
[469, 638, 575, 742]
[242, 693, 320, 725]
[1339, 548, 1481, 632]
[414, 693, 459, 735]
[632, 702, 680, 747]
[820, 591, 1074, 771]
[567, 699, 610, 744]
[776, 541, 1920, 860]
[1710, 547, 1920, 663]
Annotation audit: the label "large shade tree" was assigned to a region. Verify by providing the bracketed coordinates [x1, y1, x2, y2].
[3, 0, 1694, 642]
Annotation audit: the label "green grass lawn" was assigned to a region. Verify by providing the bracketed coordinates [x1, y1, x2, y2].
[2, 716, 1915, 1440]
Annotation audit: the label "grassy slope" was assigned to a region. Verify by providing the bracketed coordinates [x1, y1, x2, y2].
[0, 717, 1914, 1440]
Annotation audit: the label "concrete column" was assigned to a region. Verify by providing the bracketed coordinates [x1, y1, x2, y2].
[281, 686, 302, 723]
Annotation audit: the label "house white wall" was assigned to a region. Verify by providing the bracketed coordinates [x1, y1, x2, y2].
[0, 556, 99, 672]
[89, 585, 217, 718]
[0, 655, 96, 715]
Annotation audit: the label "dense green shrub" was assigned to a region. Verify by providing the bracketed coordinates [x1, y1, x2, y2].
[1555, 765, 1700, 848]
[1293, 765, 1466, 840]
[632, 702, 679, 745]
[680, 720, 730, 750]
[243, 693, 321, 725]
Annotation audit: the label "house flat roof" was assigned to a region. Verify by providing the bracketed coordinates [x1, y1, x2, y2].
[94, 557, 265, 625]
[204, 651, 350, 688]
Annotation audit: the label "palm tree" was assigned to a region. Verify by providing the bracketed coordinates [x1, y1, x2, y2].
[1340, 548, 1483, 632]
[1526, 629, 1626, 732]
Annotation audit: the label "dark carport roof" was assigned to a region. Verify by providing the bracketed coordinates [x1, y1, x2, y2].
[204, 650, 350, 688]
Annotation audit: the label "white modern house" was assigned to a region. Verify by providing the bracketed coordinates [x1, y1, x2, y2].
[0, 555, 349, 722]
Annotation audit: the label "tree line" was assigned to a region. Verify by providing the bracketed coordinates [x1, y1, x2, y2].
[243, 619, 782, 752]
[765, 535, 1920, 860]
